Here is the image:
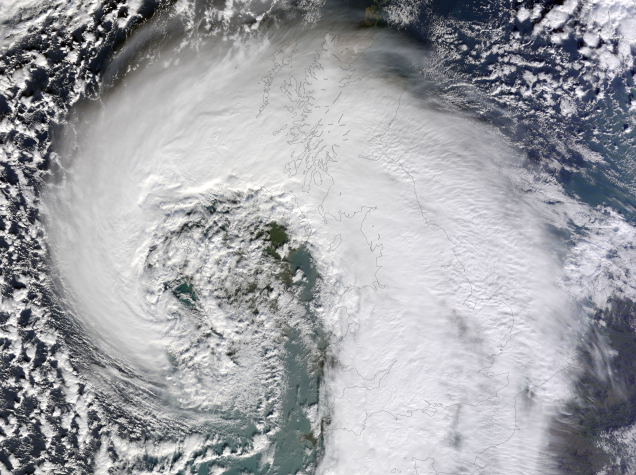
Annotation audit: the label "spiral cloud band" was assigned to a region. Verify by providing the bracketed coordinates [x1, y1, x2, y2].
[1, 0, 636, 474]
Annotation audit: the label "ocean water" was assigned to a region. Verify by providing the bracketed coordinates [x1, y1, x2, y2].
[0, 0, 635, 474]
